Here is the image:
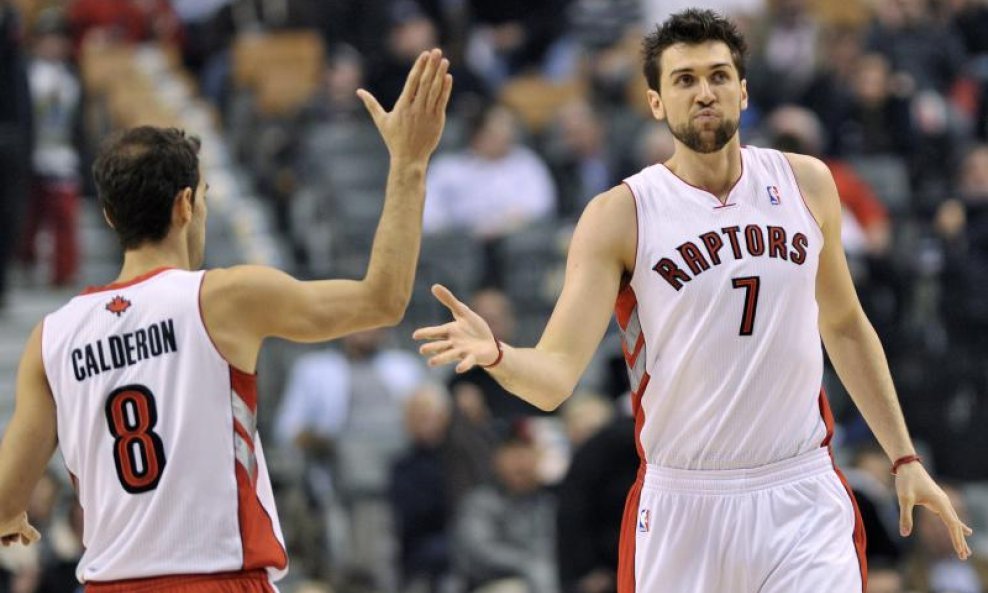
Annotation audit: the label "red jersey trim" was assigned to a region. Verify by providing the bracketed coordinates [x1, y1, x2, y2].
[229, 368, 287, 572]
[779, 153, 825, 240]
[818, 390, 868, 590]
[659, 148, 746, 208]
[81, 267, 174, 295]
[85, 568, 270, 592]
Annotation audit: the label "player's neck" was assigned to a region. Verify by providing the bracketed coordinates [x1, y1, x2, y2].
[664, 141, 742, 202]
[115, 242, 192, 284]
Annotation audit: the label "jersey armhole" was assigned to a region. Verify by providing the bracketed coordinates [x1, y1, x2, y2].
[780, 153, 826, 243]
[196, 271, 256, 377]
[621, 180, 642, 284]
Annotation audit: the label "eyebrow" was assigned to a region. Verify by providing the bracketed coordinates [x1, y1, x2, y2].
[669, 63, 732, 76]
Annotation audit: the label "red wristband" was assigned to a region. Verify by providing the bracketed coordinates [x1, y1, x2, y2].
[481, 337, 503, 369]
[891, 454, 922, 475]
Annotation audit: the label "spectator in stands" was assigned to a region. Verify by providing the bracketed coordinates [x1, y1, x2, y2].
[937, 144, 988, 374]
[746, 0, 820, 113]
[903, 483, 988, 592]
[867, 560, 906, 593]
[276, 328, 425, 590]
[18, 10, 82, 288]
[367, 0, 487, 114]
[448, 288, 550, 432]
[391, 383, 454, 593]
[304, 44, 366, 124]
[866, 0, 965, 96]
[765, 105, 891, 261]
[545, 99, 618, 219]
[424, 102, 556, 239]
[799, 25, 862, 155]
[556, 411, 636, 593]
[454, 428, 559, 593]
[832, 52, 915, 160]
[68, 0, 182, 53]
[842, 441, 904, 565]
[0, 0, 32, 312]
[464, 0, 568, 89]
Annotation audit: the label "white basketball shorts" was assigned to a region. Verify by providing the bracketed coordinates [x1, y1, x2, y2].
[617, 447, 866, 593]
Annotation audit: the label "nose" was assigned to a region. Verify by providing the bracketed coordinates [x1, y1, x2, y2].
[696, 78, 715, 104]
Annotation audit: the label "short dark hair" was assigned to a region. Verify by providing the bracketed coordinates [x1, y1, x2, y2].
[641, 9, 748, 93]
[93, 127, 201, 249]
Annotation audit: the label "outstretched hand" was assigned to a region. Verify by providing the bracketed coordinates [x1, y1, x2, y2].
[355, 49, 452, 164]
[0, 512, 40, 547]
[413, 284, 500, 373]
[895, 462, 973, 560]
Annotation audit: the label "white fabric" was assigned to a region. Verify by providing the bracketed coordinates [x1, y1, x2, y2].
[42, 269, 286, 583]
[423, 147, 557, 237]
[621, 145, 827, 470]
[633, 448, 862, 592]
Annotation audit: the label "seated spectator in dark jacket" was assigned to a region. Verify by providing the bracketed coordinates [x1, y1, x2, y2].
[454, 429, 558, 593]
[391, 383, 454, 593]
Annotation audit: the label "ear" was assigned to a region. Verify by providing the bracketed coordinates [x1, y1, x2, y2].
[102, 208, 116, 230]
[172, 187, 194, 226]
[647, 89, 666, 121]
[740, 78, 749, 112]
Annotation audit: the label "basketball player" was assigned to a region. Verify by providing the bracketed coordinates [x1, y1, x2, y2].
[0, 48, 451, 591]
[414, 11, 971, 593]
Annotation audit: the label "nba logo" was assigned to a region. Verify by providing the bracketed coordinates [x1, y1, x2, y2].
[638, 508, 651, 533]
[767, 185, 782, 205]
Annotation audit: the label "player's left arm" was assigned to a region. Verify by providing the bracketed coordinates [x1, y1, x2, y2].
[0, 322, 56, 546]
[787, 152, 972, 560]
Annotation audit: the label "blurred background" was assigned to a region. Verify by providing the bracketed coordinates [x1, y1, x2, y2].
[0, 0, 987, 591]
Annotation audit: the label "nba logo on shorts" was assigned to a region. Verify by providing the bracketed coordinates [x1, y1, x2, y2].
[767, 185, 782, 205]
[638, 508, 651, 533]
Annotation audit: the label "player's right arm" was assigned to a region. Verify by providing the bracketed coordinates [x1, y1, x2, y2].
[0, 323, 55, 546]
[201, 50, 451, 357]
[414, 185, 636, 411]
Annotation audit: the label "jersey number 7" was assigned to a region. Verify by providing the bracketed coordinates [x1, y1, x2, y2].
[731, 276, 761, 336]
[105, 385, 167, 493]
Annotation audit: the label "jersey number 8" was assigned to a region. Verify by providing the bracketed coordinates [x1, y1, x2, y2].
[104, 385, 167, 493]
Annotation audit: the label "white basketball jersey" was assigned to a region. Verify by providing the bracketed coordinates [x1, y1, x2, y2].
[42, 268, 288, 583]
[618, 146, 828, 470]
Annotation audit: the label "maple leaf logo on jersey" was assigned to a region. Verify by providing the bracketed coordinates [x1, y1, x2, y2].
[106, 296, 132, 317]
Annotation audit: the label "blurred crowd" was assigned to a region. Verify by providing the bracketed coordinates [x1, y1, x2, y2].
[2, 0, 988, 592]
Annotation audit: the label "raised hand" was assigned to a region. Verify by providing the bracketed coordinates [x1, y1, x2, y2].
[356, 49, 452, 164]
[896, 462, 973, 560]
[413, 284, 501, 373]
[0, 512, 40, 547]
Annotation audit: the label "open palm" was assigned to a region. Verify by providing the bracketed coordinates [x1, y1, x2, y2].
[413, 284, 500, 373]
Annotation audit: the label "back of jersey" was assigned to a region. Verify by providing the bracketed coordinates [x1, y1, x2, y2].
[42, 268, 287, 583]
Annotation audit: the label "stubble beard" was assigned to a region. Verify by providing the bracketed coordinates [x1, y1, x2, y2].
[669, 116, 740, 154]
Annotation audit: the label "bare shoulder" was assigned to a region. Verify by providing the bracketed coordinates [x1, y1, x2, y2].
[573, 184, 637, 272]
[202, 265, 295, 298]
[782, 152, 839, 226]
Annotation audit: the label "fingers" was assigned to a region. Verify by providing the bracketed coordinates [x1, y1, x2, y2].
[437, 73, 453, 114]
[426, 57, 450, 112]
[899, 495, 915, 536]
[428, 347, 466, 368]
[398, 51, 430, 106]
[356, 89, 386, 127]
[413, 322, 455, 341]
[928, 499, 973, 560]
[413, 49, 443, 108]
[22, 523, 40, 545]
[419, 340, 452, 356]
[456, 354, 478, 374]
[431, 284, 467, 316]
